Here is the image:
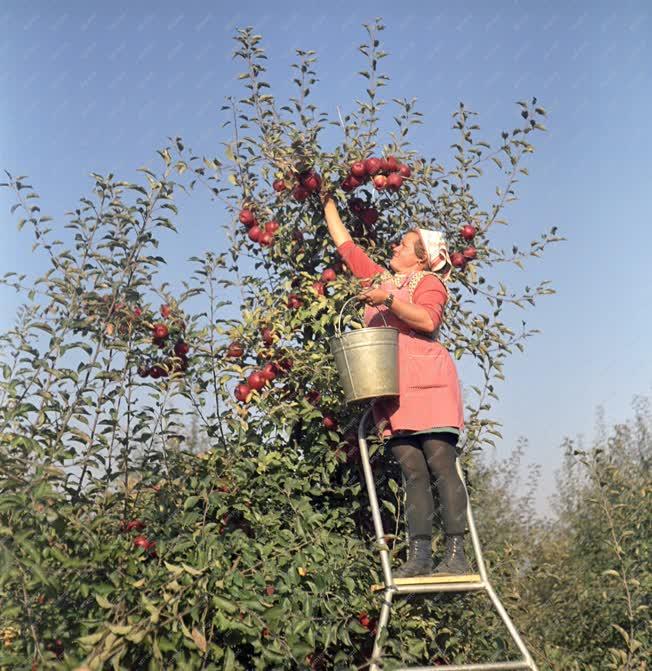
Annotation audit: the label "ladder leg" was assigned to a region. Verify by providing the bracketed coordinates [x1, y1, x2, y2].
[358, 408, 394, 586]
[456, 459, 539, 671]
[369, 587, 395, 671]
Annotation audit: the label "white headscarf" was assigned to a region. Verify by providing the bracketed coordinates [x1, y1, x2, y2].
[416, 228, 453, 283]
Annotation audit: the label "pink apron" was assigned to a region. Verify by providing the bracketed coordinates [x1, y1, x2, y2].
[362, 272, 465, 440]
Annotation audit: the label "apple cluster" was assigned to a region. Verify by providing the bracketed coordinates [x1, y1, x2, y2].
[137, 303, 190, 379]
[272, 168, 322, 202]
[450, 224, 478, 269]
[227, 322, 341, 434]
[342, 156, 411, 193]
[239, 208, 280, 247]
[227, 328, 293, 404]
[76, 295, 191, 380]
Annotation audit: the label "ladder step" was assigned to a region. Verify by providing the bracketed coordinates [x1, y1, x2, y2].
[394, 661, 532, 670]
[371, 573, 482, 593]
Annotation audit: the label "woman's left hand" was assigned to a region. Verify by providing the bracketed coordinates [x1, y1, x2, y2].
[356, 287, 389, 307]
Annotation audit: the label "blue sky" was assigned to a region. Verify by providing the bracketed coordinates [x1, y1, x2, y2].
[2, 0, 651, 516]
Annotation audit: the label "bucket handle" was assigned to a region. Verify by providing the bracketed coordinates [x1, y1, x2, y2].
[336, 295, 389, 338]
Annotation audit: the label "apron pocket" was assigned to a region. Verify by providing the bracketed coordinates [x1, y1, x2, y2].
[404, 353, 446, 390]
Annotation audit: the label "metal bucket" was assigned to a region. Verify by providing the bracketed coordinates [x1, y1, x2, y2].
[329, 296, 399, 404]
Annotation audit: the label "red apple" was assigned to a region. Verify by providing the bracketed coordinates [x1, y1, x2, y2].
[307, 390, 321, 405]
[360, 208, 379, 226]
[272, 179, 286, 192]
[160, 303, 171, 318]
[341, 174, 363, 191]
[350, 161, 367, 178]
[398, 164, 411, 178]
[385, 155, 400, 172]
[151, 364, 168, 378]
[174, 341, 189, 356]
[372, 174, 387, 190]
[261, 327, 275, 346]
[287, 294, 303, 309]
[323, 415, 338, 430]
[248, 225, 262, 242]
[357, 611, 370, 628]
[227, 341, 244, 358]
[321, 268, 337, 283]
[259, 231, 274, 247]
[265, 585, 275, 596]
[292, 184, 310, 201]
[364, 157, 382, 175]
[311, 281, 325, 296]
[461, 224, 476, 241]
[278, 357, 293, 373]
[301, 171, 321, 193]
[133, 307, 143, 317]
[463, 246, 477, 260]
[386, 173, 403, 191]
[152, 323, 168, 339]
[133, 535, 150, 551]
[265, 220, 280, 234]
[239, 209, 255, 226]
[247, 371, 266, 391]
[126, 519, 146, 532]
[341, 176, 355, 192]
[450, 252, 466, 268]
[261, 363, 277, 382]
[137, 366, 149, 378]
[146, 540, 158, 558]
[348, 196, 365, 214]
[235, 383, 251, 402]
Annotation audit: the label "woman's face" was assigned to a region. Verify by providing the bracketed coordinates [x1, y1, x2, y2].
[389, 231, 426, 273]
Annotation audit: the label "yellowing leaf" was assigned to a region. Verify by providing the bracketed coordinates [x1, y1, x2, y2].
[182, 563, 204, 576]
[77, 631, 104, 647]
[164, 561, 184, 575]
[192, 627, 207, 653]
[108, 624, 133, 636]
[297, 566, 307, 576]
[95, 594, 113, 609]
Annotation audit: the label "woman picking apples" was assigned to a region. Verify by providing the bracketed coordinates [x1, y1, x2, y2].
[321, 191, 470, 577]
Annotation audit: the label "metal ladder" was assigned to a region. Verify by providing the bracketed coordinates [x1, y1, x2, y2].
[356, 407, 539, 671]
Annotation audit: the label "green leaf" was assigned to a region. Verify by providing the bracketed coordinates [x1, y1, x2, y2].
[183, 495, 200, 510]
[223, 646, 235, 671]
[213, 595, 238, 614]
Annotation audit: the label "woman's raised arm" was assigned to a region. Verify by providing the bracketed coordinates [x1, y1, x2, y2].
[321, 192, 353, 247]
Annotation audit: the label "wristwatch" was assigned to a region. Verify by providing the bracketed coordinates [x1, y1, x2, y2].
[383, 292, 395, 308]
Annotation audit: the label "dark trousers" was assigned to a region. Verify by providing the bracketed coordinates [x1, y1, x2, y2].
[385, 431, 467, 536]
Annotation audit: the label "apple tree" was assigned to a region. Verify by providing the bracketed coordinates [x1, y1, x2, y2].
[0, 19, 562, 671]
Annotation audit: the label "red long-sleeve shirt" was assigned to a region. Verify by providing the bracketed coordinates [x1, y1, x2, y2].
[336, 240, 447, 332]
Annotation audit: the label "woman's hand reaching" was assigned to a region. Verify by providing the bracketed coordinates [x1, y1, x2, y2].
[356, 286, 389, 307]
[319, 189, 335, 208]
